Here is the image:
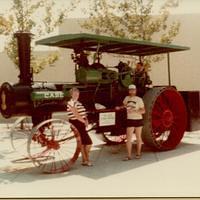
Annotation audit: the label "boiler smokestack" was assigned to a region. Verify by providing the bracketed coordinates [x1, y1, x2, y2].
[14, 32, 33, 85]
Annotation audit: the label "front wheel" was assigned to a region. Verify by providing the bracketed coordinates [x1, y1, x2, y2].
[28, 119, 81, 174]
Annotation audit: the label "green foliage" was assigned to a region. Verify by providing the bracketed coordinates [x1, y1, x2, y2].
[0, 0, 79, 74]
[82, 0, 180, 69]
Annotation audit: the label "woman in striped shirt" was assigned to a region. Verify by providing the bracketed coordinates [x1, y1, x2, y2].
[66, 87, 93, 166]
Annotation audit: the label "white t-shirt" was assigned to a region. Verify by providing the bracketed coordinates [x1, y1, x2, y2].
[123, 96, 144, 120]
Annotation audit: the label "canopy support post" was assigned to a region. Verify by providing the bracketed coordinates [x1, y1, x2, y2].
[139, 56, 142, 63]
[167, 53, 171, 86]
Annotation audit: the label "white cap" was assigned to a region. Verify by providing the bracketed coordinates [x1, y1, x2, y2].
[128, 84, 136, 90]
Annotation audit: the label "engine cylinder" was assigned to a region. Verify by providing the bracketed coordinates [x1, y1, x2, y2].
[0, 82, 33, 118]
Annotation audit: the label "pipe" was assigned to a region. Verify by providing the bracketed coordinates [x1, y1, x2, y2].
[14, 32, 33, 85]
[167, 53, 171, 86]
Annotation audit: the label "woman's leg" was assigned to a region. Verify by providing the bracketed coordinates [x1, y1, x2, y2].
[135, 126, 143, 157]
[84, 144, 92, 162]
[81, 146, 87, 163]
[72, 120, 93, 165]
[82, 131, 93, 164]
[126, 127, 135, 158]
[71, 120, 88, 164]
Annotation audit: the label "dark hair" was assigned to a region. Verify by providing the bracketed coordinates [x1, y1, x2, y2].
[69, 87, 79, 97]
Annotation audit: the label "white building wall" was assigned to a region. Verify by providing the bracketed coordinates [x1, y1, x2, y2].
[150, 14, 200, 91]
[0, 52, 18, 84]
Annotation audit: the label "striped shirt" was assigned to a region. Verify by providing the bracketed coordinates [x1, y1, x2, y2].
[66, 99, 87, 120]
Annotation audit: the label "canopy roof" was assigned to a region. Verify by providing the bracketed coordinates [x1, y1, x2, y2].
[36, 33, 190, 56]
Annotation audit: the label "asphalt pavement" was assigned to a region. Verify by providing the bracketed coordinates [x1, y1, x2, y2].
[0, 123, 200, 198]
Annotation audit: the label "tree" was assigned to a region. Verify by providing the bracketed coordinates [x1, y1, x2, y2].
[0, 0, 79, 74]
[82, 0, 180, 69]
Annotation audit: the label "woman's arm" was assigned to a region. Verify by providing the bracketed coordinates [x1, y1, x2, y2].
[84, 117, 89, 127]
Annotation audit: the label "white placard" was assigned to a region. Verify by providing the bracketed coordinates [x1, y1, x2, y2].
[99, 112, 116, 127]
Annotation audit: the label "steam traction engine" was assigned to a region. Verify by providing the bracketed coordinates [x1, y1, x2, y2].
[0, 32, 189, 173]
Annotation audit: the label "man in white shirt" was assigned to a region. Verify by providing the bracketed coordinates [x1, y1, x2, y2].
[116, 84, 145, 160]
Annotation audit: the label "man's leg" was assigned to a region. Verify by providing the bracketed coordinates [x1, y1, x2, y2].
[126, 127, 135, 158]
[135, 126, 143, 157]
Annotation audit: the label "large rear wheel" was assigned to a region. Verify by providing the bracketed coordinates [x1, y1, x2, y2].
[142, 87, 187, 151]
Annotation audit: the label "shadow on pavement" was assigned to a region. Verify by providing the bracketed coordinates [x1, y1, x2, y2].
[1, 141, 200, 183]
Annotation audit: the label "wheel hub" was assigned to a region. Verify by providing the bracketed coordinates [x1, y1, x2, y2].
[161, 109, 174, 128]
[47, 140, 60, 150]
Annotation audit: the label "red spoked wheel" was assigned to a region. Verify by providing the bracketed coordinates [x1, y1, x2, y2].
[27, 119, 81, 174]
[142, 87, 187, 151]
